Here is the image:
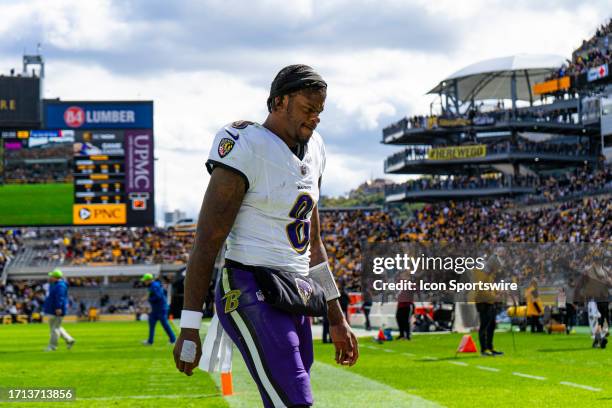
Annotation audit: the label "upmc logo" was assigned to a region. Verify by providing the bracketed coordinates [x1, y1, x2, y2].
[73, 204, 126, 225]
[126, 131, 153, 193]
[64, 106, 85, 128]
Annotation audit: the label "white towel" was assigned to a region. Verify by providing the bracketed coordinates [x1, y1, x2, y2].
[199, 314, 233, 372]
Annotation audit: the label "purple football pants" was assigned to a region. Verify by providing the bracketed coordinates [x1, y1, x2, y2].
[215, 264, 314, 407]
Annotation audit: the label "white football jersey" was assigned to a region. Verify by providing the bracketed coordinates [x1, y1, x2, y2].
[206, 121, 326, 274]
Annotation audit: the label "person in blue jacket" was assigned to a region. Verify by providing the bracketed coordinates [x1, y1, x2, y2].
[141, 273, 176, 345]
[43, 269, 75, 351]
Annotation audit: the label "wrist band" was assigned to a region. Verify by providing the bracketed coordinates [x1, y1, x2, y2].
[309, 262, 340, 301]
[180, 310, 203, 329]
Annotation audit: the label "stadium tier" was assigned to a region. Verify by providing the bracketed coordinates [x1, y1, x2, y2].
[382, 25, 612, 204]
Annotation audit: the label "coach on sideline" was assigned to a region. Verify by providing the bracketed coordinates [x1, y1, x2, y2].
[141, 273, 176, 345]
[43, 268, 75, 351]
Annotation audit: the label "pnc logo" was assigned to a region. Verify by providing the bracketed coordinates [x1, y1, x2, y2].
[64, 106, 85, 128]
[79, 208, 91, 220]
[73, 204, 126, 225]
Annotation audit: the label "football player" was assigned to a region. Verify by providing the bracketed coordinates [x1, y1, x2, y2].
[173, 65, 358, 407]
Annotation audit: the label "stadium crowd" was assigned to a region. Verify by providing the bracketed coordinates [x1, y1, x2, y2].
[535, 164, 612, 202]
[0, 230, 21, 275]
[383, 104, 582, 137]
[3, 144, 72, 160]
[387, 164, 611, 201]
[2, 164, 72, 184]
[24, 228, 195, 266]
[321, 192, 610, 290]
[0, 280, 47, 322]
[387, 174, 538, 195]
[548, 18, 612, 80]
[1, 164, 610, 306]
[2, 143, 73, 183]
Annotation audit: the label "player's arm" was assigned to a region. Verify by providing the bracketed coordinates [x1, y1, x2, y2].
[56, 285, 66, 316]
[309, 202, 359, 366]
[173, 167, 246, 376]
[150, 283, 163, 302]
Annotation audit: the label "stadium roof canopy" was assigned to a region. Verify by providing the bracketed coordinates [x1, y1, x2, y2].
[428, 54, 567, 102]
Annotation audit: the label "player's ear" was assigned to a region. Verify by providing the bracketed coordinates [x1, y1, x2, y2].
[273, 95, 289, 112]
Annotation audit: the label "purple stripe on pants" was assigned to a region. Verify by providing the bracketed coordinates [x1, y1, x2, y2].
[215, 264, 314, 408]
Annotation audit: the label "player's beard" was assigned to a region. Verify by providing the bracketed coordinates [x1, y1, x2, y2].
[297, 124, 314, 144]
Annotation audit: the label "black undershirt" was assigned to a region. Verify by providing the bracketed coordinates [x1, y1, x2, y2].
[291, 143, 306, 160]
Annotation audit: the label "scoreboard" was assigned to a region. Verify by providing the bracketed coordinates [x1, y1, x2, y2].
[72, 130, 129, 224]
[0, 101, 154, 227]
[73, 130, 126, 206]
[47, 101, 155, 226]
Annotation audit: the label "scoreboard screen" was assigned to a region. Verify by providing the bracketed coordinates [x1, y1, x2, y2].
[0, 101, 154, 227]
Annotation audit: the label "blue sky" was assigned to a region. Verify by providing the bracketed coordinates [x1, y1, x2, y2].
[0, 0, 609, 221]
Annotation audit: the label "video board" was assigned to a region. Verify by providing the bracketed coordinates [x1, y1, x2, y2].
[0, 101, 154, 226]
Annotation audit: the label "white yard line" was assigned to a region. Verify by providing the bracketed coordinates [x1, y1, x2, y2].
[78, 393, 219, 401]
[512, 372, 546, 381]
[402, 352, 415, 357]
[382, 348, 395, 353]
[448, 361, 468, 366]
[422, 356, 438, 361]
[475, 366, 500, 372]
[559, 382, 602, 392]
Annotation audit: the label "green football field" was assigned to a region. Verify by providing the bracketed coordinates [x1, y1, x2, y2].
[0, 183, 73, 226]
[0, 321, 611, 407]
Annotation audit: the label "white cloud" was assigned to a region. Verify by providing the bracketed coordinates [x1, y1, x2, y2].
[0, 0, 136, 51]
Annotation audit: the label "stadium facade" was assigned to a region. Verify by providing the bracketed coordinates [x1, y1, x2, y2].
[382, 53, 612, 203]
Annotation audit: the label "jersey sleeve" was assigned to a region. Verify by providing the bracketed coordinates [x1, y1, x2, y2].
[205, 125, 256, 191]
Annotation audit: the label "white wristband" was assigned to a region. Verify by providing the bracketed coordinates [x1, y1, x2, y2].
[179, 310, 203, 329]
[309, 262, 340, 301]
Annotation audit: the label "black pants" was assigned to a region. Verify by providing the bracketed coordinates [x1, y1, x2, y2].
[528, 315, 543, 333]
[597, 302, 610, 327]
[564, 303, 576, 330]
[363, 302, 372, 331]
[396, 304, 413, 339]
[476, 303, 496, 352]
[322, 315, 330, 343]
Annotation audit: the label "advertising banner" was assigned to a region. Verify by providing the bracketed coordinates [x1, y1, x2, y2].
[428, 144, 487, 160]
[125, 130, 153, 193]
[532, 76, 571, 95]
[587, 64, 609, 83]
[45, 101, 153, 129]
[125, 130, 155, 226]
[73, 203, 127, 225]
[438, 118, 471, 127]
